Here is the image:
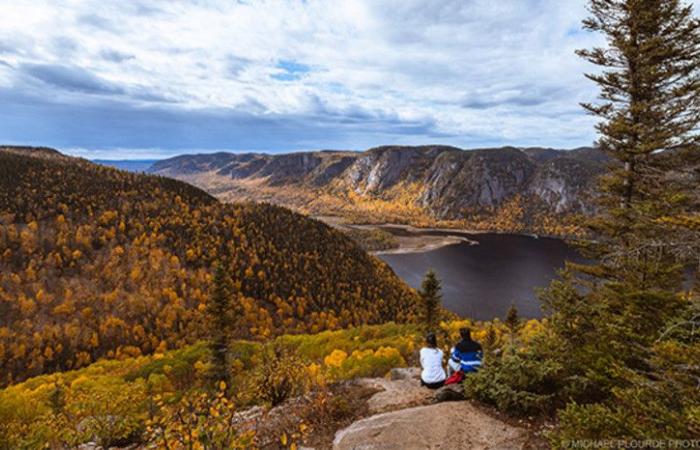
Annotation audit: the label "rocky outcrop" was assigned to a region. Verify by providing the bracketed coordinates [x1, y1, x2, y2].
[355, 377, 432, 414]
[332, 402, 530, 450]
[419, 147, 538, 218]
[335, 369, 531, 449]
[345, 146, 459, 194]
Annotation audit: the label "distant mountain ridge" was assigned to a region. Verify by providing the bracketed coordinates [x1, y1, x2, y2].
[150, 145, 608, 235]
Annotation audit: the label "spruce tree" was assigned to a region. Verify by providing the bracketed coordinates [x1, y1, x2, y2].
[207, 261, 233, 387]
[419, 269, 442, 331]
[505, 304, 520, 334]
[504, 304, 521, 346]
[541, 0, 700, 404]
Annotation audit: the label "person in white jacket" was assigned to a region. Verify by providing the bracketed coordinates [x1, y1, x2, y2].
[419, 332, 446, 389]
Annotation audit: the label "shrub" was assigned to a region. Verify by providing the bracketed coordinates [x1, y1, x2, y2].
[147, 383, 254, 449]
[549, 339, 700, 445]
[250, 347, 308, 407]
[64, 376, 147, 447]
[328, 346, 405, 380]
[463, 346, 562, 416]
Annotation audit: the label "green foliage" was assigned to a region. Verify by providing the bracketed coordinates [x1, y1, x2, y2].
[66, 376, 147, 447]
[342, 227, 399, 251]
[419, 269, 442, 332]
[551, 327, 700, 444]
[124, 341, 210, 384]
[208, 262, 234, 387]
[504, 303, 521, 338]
[516, 0, 700, 441]
[464, 343, 562, 417]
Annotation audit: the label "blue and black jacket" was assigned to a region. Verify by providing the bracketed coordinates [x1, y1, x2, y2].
[451, 338, 483, 373]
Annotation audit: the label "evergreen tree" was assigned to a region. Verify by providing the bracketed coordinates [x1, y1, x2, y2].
[207, 261, 233, 387]
[48, 382, 65, 415]
[504, 303, 521, 347]
[504, 304, 521, 335]
[537, 0, 700, 439]
[419, 269, 442, 331]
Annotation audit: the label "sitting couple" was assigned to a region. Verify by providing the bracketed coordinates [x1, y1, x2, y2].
[419, 328, 482, 389]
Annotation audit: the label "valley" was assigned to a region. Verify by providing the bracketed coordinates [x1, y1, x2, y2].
[149, 145, 608, 238]
[3, 0, 700, 447]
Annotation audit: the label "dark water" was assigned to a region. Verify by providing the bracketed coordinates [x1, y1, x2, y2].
[378, 231, 584, 320]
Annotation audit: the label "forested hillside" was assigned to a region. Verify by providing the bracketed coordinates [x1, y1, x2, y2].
[0, 147, 418, 386]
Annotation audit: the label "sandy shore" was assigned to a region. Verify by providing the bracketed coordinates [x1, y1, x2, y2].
[371, 234, 475, 255]
[314, 216, 481, 254]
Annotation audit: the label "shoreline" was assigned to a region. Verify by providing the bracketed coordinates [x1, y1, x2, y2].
[371, 235, 476, 255]
[314, 216, 567, 255]
[317, 218, 481, 255]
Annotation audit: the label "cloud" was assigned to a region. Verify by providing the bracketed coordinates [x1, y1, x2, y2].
[99, 49, 135, 63]
[0, 87, 441, 157]
[0, 0, 623, 155]
[19, 63, 124, 95]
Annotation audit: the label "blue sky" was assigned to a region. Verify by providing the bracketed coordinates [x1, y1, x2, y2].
[0, 0, 636, 159]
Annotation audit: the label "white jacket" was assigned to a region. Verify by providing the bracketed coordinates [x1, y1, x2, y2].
[420, 347, 446, 383]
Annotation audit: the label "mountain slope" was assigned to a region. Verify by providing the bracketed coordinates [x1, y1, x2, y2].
[150, 145, 608, 235]
[0, 147, 418, 385]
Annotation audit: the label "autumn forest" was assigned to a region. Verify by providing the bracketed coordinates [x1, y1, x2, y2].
[0, 147, 417, 386]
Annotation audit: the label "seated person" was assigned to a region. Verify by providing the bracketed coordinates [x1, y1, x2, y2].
[445, 327, 483, 384]
[419, 332, 447, 389]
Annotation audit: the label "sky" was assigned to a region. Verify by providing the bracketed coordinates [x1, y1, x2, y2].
[0, 0, 619, 159]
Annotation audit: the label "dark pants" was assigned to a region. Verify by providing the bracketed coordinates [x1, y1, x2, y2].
[421, 378, 445, 389]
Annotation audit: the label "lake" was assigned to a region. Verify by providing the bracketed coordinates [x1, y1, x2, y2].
[378, 231, 584, 320]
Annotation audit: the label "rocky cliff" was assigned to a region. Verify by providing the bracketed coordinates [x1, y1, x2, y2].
[149, 145, 608, 234]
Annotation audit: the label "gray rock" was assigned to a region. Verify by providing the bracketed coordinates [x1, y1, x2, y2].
[333, 401, 529, 450]
[434, 384, 465, 403]
[390, 367, 420, 381]
[355, 377, 432, 414]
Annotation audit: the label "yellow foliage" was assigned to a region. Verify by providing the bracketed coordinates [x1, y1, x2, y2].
[323, 349, 348, 367]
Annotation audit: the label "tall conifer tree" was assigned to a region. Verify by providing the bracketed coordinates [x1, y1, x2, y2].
[541, 0, 700, 399]
[419, 269, 442, 332]
[207, 261, 233, 387]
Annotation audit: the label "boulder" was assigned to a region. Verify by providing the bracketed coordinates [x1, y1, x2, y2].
[333, 402, 529, 450]
[355, 377, 432, 414]
[434, 384, 465, 403]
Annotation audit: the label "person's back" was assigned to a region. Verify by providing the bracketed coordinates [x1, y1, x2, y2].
[419, 333, 446, 389]
[449, 328, 482, 374]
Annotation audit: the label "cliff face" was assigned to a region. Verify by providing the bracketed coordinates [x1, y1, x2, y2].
[149, 145, 608, 230]
[417, 147, 538, 218]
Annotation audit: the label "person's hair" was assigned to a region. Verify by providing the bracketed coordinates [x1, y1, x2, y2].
[425, 332, 438, 348]
[460, 327, 472, 340]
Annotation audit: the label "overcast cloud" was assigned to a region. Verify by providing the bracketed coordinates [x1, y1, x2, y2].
[0, 0, 662, 158]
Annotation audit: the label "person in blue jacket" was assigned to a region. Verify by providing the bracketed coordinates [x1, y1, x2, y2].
[446, 327, 482, 384]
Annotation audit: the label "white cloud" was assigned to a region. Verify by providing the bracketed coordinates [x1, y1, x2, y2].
[0, 0, 633, 154]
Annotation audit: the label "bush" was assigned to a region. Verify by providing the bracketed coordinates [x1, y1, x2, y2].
[147, 384, 254, 449]
[250, 347, 308, 407]
[463, 346, 562, 416]
[64, 376, 147, 447]
[549, 339, 700, 446]
[328, 346, 406, 380]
